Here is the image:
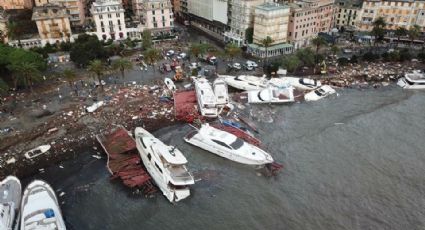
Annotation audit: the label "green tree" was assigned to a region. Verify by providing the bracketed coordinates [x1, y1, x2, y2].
[281, 55, 300, 73]
[245, 28, 254, 44]
[189, 43, 210, 60]
[395, 27, 407, 47]
[70, 34, 108, 67]
[143, 48, 161, 73]
[142, 29, 152, 50]
[330, 45, 339, 56]
[112, 58, 133, 79]
[408, 24, 421, 47]
[224, 43, 241, 61]
[261, 36, 274, 74]
[87, 60, 106, 91]
[6, 21, 22, 47]
[295, 48, 315, 67]
[371, 17, 386, 46]
[62, 68, 77, 89]
[12, 62, 40, 92]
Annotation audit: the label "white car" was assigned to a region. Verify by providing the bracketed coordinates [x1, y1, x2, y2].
[178, 52, 187, 59]
[166, 50, 175, 57]
[233, 63, 242, 70]
[189, 62, 200, 70]
[246, 60, 258, 68]
[304, 85, 336, 101]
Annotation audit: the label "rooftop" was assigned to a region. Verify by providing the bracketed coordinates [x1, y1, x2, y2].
[256, 2, 289, 11]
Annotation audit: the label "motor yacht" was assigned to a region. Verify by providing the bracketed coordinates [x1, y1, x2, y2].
[247, 86, 295, 104]
[213, 78, 229, 106]
[0, 176, 21, 230]
[193, 77, 218, 118]
[397, 72, 425, 89]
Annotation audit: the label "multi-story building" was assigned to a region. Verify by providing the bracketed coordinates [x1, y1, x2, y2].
[0, 0, 32, 10]
[0, 7, 8, 43]
[248, 2, 293, 57]
[32, 3, 73, 45]
[287, 0, 334, 49]
[133, 0, 174, 36]
[334, 0, 361, 30]
[225, 0, 271, 46]
[357, 0, 425, 32]
[187, 0, 228, 40]
[34, 0, 86, 26]
[91, 0, 127, 40]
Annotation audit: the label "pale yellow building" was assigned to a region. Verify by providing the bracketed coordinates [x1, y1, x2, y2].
[0, 7, 8, 43]
[334, 0, 362, 30]
[248, 2, 293, 58]
[358, 0, 425, 31]
[0, 0, 33, 10]
[32, 3, 73, 45]
[35, 0, 86, 26]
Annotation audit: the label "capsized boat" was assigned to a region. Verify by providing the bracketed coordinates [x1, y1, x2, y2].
[135, 127, 195, 203]
[397, 71, 425, 89]
[272, 77, 321, 91]
[20, 180, 66, 230]
[193, 77, 218, 118]
[247, 86, 294, 104]
[0, 176, 21, 230]
[213, 78, 229, 106]
[221, 75, 268, 91]
[24, 145, 51, 160]
[184, 124, 274, 165]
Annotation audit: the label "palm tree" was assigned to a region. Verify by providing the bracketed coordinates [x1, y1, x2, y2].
[112, 58, 133, 79]
[311, 36, 328, 72]
[261, 36, 274, 74]
[224, 43, 242, 61]
[143, 48, 161, 73]
[12, 62, 40, 93]
[408, 24, 421, 47]
[395, 27, 407, 47]
[87, 59, 106, 91]
[62, 68, 77, 94]
[7, 21, 22, 47]
[371, 17, 386, 46]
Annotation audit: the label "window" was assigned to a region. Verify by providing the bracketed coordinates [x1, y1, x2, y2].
[162, 22, 165, 27]
[116, 13, 119, 17]
[101, 21, 104, 26]
[162, 16, 165, 21]
[152, 10, 155, 15]
[153, 16, 156, 22]
[109, 21, 113, 26]
[212, 140, 231, 149]
[161, 9, 164, 14]
[117, 19, 121, 25]
[102, 28, 105, 32]
[119, 26, 122, 30]
[154, 23, 157, 28]
[147, 153, 151, 161]
[108, 14, 111, 18]
[230, 138, 244, 149]
[155, 162, 163, 173]
[99, 15, 103, 19]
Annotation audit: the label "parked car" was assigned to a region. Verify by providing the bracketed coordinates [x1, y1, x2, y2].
[246, 60, 258, 68]
[243, 64, 254, 71]
[178, 52, 188, 60]
[233, 63, 242, 70]
[166, 50, 175, 57]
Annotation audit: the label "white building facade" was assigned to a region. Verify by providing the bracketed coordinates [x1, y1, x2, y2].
[133, 0, 174, 36]
[187, 0, 228, 40]
[91, 0, 127, 41]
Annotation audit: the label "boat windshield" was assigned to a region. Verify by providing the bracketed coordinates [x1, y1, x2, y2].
[230, 138, 244, 149]
[315, 89, 325, 96]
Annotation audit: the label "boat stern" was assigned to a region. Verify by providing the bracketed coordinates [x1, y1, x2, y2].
[397, 78, 407, 88]
[173, 187, 191, 202]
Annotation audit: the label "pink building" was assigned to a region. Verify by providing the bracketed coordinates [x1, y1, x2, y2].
[287, 0, 334, 49]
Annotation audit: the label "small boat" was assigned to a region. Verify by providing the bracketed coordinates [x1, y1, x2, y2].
[221, 75, 268, 91]
[164, 78, 177, 91]
[237, 115, 259, 133]
[213, 78, 229, 106]
[24, 145, 51, 160]
[193, 77, 218, 118]
[135, 127, 195, 203]
[20, 180, 66, 230]
[184, 124, 274, 165]
[247, 86, 294, 104]
[397, 71, 425, 89]
[86, 101, 104, 113]
[273, 77, 321, 91]
[220, 119, 248, 132]
[0, 176, 21, 230]
[304, 85, 336, 101]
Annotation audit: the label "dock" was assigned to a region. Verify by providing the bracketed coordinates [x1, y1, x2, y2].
[96, 127, 156, 194]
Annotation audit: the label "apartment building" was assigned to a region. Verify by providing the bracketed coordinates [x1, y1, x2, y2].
[0, 7, 8, 42]
[133, 0, 174, 36]
[187, 0, 228, 40]
[0, 0, 32, 10]
[34, 0, 86, 26]
[334, 0, 361, 30]
[287, 0, 334, 49]
[357, 0, 425, 32]
[32, 3, 73, 45]
[248, 2, 293, 57]
[91, 0, 127, 40]
[225, 0, 270, 46]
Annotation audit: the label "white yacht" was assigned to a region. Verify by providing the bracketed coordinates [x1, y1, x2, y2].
[221, 75, 268, 91]
[397, 72, 425, 89]
[193, 77, 218, 118]
[184, 124, 274, 165]
[304, 85, 336, 101]
[20, 180, 66, 230]
[24, 145, 51, 160]
[247, 86, 295, 104]
[273, 77, 321, 91]
[213, 78, 229, 106]
[0, 176, 21, 230]
[135, 127, 195, 203]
